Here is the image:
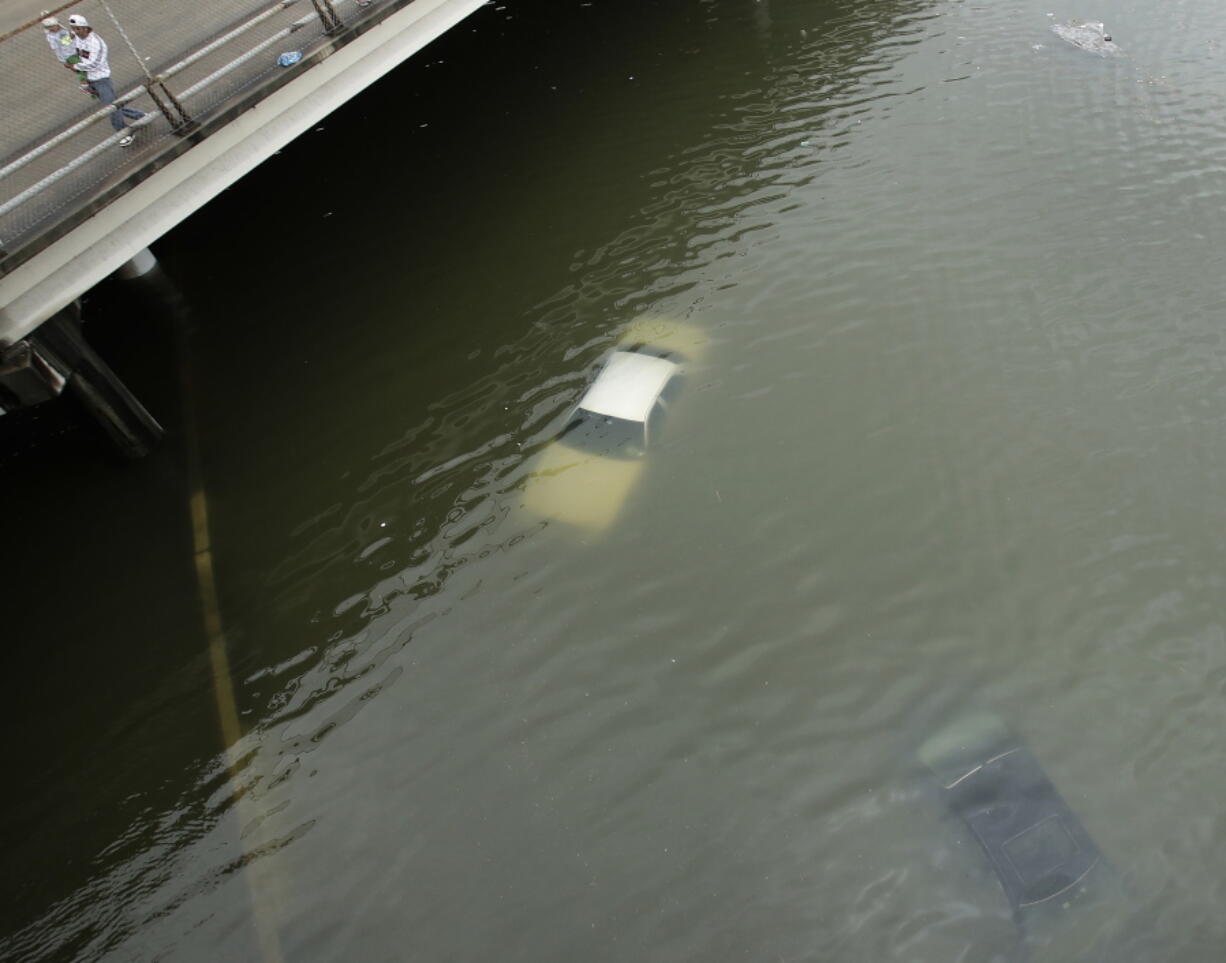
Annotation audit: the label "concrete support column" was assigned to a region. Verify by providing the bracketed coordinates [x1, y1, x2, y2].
[115, 246, 159, 280]
[115, 245, 183, 309]
[31, 307, 164, 459]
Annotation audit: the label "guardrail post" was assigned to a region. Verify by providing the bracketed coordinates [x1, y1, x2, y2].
[311, 0, 344, 35]
[146, 81, 199, 137]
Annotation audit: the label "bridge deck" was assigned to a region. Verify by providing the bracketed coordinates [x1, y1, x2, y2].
[0, 0, 484, 346]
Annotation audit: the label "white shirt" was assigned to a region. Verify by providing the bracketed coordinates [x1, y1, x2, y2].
[73, 31, 111, 81]
[45, 27, 76, 64]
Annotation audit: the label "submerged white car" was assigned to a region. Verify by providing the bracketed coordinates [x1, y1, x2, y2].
[520, 319, 705, 532]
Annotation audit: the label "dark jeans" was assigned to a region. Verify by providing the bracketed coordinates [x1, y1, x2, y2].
[88, 76, 145, 132]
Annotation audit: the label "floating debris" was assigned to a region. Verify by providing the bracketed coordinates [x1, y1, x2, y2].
[1050, 20, 1121, 56]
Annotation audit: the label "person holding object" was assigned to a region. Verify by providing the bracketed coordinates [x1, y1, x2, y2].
[66, 14, 145, 147]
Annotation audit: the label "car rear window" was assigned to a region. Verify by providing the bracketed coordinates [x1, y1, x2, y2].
[560, 409, 647, 459]
[619, 342, 685, 364]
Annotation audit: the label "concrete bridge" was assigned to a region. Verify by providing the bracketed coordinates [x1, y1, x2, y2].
[0, 0, 484, 454]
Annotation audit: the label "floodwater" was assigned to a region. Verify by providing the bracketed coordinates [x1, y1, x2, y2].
[5, 0, 1226, 959]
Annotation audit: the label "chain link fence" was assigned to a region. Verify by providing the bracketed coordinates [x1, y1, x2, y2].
[0, 0, 377, 261]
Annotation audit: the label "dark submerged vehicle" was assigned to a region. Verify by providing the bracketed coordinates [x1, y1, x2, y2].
[920, 712, 1102, 918]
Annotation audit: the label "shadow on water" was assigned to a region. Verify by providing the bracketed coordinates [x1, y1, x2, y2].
[0, 275, 221, 957]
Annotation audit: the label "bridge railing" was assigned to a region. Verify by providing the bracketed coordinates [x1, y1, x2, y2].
[0, 0, 373, 263]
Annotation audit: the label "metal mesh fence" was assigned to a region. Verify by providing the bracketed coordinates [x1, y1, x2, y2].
[0, 0, 376, 257]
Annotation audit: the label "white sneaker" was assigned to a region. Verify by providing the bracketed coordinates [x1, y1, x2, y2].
[118, 134, 134, 147]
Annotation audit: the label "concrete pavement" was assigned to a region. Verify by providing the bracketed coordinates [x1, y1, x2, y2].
[0, 0, 78, 39]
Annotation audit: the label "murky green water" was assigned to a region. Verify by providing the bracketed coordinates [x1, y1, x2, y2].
[6, 0, 1226, 959]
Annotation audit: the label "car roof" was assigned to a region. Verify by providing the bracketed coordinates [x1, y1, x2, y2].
[576, 351, 679, 424]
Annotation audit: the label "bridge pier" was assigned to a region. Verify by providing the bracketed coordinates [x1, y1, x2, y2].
[29, 307, 164, 459]
[116, 247, 160, 280]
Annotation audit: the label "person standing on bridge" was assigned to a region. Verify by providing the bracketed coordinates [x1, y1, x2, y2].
[66, 14, 145, 147]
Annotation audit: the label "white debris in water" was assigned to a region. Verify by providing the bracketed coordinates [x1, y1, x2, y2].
[357, 535, 393, 560]
[1051, 19, 1121, 56]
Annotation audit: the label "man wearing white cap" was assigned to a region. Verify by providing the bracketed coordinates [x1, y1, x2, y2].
[67, 13, 145, 147]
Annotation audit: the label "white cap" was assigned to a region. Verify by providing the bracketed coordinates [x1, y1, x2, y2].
[67, 14, 89, 27]
[41, 16, 59, 27]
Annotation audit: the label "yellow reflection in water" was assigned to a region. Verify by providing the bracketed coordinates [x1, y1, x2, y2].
[618, 316, 708, 360]
[521, 442, 646, 533]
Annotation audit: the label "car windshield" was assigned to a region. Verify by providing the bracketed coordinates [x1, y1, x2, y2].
[558, 408, 646, 459]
